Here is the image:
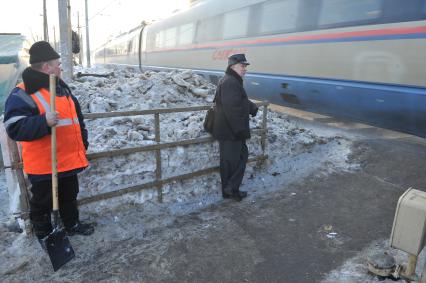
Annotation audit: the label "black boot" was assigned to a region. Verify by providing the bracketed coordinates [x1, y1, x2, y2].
[232, 191, 247, 202]
[31, 214, 53, 240]
[65, 221, 95, 236]
[238, 191, 247, 198]
[222, 186, 233, 199]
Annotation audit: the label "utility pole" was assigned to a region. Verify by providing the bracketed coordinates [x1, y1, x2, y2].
[67, 0, 73, 67]
[43, 0, 49, 41]
[77, 12, 82, 65]
[58, 0, 72, 81]
[53, 26, 57, 50]
[85, 0, 91, 67]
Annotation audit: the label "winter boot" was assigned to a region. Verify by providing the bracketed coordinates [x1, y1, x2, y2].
[65, 221, 95, 236]
[222, 185, 233, 199]
[232, 191, 248, 202]
[31, 214, 53, 240]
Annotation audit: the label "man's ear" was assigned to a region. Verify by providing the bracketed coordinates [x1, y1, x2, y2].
[40, 62, 49, 72]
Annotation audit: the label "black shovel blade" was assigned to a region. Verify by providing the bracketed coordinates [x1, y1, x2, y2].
[44, 228, 75, 271]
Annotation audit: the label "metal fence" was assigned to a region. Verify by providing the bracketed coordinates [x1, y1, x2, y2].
[0, 101, 269, 232]
[80, 101, 269, 204]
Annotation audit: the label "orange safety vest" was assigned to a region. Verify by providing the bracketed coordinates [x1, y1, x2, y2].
[17, 83, 88, 175]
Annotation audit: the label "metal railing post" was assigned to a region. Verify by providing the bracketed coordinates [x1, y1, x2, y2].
[260, 103, 269, 163]
[154, 113, 163, 202]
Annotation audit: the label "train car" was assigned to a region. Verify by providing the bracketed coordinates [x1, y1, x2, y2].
[94, 0, 426, 137]
[0, 33, 27, 113]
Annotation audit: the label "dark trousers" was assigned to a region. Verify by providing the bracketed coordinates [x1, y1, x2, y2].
[219, 140, 248, 194]
[29, 175, 80, 237]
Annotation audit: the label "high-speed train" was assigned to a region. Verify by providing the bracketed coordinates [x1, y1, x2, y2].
[94, 0, 426, 137]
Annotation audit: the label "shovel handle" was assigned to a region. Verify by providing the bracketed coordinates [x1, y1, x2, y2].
[50, 74, 59, 212]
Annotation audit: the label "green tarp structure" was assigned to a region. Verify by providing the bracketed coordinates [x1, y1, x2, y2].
[0, 33, 25, 63]
[0, 34, 27, 113]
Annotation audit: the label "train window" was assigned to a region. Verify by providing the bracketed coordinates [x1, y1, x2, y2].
[155, 31, 165, 48]
[196, 15, 223, 43]
[223, 7, 249, 39]
[164, 27, 177, 47]
[127, 40, 133, 53]
[319, 0, 382, 27]
[132, 34, 139, 54]
[382, 0, 426, 22]
[147, 33, 154, 50]
[259, 0, 299, 34]
[117, 42, 124, 55]
[179, 23, 195, 45]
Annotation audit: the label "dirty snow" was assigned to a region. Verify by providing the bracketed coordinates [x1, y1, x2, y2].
[322, 239, 426, 283]
[0, 65, 417, 282]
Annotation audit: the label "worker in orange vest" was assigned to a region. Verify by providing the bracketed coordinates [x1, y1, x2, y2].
[3, 41, 94, 240]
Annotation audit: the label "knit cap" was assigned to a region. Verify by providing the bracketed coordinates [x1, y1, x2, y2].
[29, 41, 60, 64]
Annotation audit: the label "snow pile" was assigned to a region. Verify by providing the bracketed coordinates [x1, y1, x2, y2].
[73, 67, 215, 116]
[66, 66, 354, 214]
[0, 65, 360, 281]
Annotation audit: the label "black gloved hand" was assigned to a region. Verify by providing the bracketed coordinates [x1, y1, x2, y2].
[251, 106, 259, 117]
[250, 103, 259, 117]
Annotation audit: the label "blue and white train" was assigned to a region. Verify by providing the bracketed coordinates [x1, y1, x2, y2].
[94, 0, 426, 137]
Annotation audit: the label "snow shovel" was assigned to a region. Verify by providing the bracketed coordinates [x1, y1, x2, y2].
[43, 74, 75, 271]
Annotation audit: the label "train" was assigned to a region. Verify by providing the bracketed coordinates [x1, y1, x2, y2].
[0, 34, 27, 113]
[94, 0, 426, 137]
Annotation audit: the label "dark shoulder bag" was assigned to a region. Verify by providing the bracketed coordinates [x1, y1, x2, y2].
[203, 88, 218, 134]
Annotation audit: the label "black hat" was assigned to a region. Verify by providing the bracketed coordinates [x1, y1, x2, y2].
[228, 53, 250, 67]
[29, 41, 60, 64]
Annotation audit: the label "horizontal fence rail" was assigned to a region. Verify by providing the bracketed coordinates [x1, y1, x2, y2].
[84, 102, 269, 119]
[79, 155, 268, 205]
[82, 101, 269, 204]
[1, 101, 269, 212]
[86, 129, 266, 160]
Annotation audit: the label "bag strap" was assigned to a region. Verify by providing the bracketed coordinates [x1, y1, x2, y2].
[213, 86, 219, 103]
[214, 77, 224, 105]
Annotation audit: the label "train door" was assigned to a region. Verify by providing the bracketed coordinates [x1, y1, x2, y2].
[139, 22, 148, 72]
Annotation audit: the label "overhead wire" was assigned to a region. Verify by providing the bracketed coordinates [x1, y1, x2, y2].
[88, 0, 120, 21]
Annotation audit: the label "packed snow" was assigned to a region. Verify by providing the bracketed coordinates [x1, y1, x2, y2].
[64, 66, 355, 214]
[0, 65, 419, 282]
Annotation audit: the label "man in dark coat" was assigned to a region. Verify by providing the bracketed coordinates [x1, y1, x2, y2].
[3, 41, 94, 239]
[212, 54, 258, 201]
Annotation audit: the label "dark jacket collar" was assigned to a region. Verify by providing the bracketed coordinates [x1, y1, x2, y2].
[225, 67, 243, 85]
[21, 67, 71, 95]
